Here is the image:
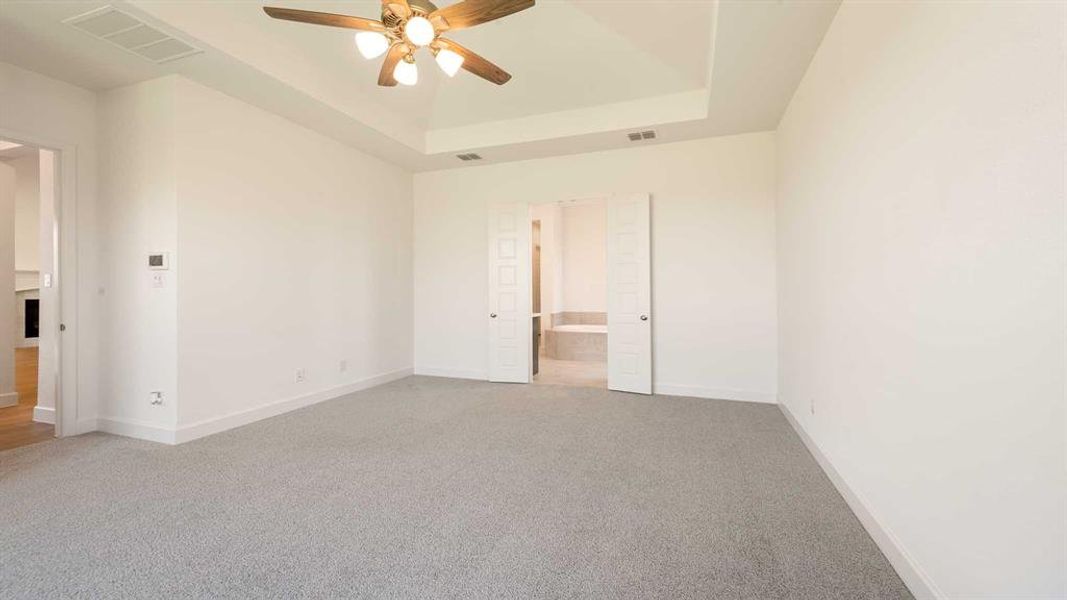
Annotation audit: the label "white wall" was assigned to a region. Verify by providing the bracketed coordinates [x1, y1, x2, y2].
[93, 76, 415, 442]
[0, 162, 15, 406]
[10, 153, 39, 274]
[559, 201, 606, 314]
[530, 202, 561, 331]
[98, 77, 180, 431]
[8, 152, 43, 350]
[0, 61, 100, 434]
[414, 133, 778, 401]
[34, 149, 57, 421]
[173, 77, 413, 434]
[776, 1, 1066, 597]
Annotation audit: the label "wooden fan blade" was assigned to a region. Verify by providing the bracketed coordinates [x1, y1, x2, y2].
[435, 38, 511, 85]
[385, 0, 411, 19]
[378, 44, 409, 86]
[430, 0, 534, 31]
[263, 7, 386, 32]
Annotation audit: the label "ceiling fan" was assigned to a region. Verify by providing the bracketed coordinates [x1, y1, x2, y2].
[263, 0, 534, 87]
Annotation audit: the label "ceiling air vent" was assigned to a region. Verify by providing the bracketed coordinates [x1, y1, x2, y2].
[627, 130, 657, 142]
[64, 6, 201, 64]
[456, 153, 483, 161]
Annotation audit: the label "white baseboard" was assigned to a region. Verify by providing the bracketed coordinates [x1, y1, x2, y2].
[653, 383, 777, 404]
[32, 405, 55, 424]
[409, 370, 777, 404]
[73, 418, 99, 436]
[97, 416, 177, 445]
[0, 391, 17, 408]
[414, 366, 488, 381]
[778, 403, 942, 600]
[173, 367, 414, 444]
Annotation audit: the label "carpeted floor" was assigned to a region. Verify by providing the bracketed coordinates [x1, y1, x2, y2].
[0, 376, 911, 599]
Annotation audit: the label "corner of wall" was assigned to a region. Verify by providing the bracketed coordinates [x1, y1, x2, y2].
[778, 402, 942, 599]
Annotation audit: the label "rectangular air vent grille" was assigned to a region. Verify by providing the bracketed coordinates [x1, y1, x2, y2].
[627, 130, 657, 141]
[65, 6, 201, 64]
[456, 153, 483, 161]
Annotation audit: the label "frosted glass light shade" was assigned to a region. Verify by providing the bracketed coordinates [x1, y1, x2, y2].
[394, 59, 418, 86]
[435, 49, 464, 77]
[355, 32, 389, 59]
[404, 16, 435, 46]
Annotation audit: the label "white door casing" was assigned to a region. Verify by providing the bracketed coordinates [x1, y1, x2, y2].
[487, 202, 531, 383]
[607, 193, 652, 394]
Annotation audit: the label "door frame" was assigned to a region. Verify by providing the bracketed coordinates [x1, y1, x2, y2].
[1, 126, 78, 438]
[487, 193, 652, 391]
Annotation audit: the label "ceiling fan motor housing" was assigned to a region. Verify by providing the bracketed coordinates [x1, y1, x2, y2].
[382, 0, 439, 28]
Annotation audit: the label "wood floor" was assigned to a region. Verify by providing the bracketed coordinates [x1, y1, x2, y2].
[0, 347, 53, 452]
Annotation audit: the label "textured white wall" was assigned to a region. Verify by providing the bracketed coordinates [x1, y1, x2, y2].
[98, 77, 180, 431]
[10, 153, 39, 273]
[414, 133, 778, 402]
[173, 78, 413, 429]
[776, 1, 1066, 597]
[33, 149, 57, 420]
[530, 202, 561, 330]
[559, 201, 607, 314]
[0, 162, 15, 405]
[93, 76, 415, 440]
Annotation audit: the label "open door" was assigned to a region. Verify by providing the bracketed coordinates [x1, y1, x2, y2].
[487, 202, 531, 383]
[607, 193, 651, 394]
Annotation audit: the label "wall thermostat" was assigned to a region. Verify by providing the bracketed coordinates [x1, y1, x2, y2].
[149, 252, 169, 270]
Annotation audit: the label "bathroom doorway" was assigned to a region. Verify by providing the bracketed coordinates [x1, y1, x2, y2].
[488, 194, 651, 392]
[531, 198, 608, 389]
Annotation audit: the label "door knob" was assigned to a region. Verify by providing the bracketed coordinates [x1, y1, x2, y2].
[490, 313, 497, 318]
[640, 314, 648, 321]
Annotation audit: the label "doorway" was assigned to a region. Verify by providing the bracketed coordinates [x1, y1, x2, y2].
[0, 138, 58, 450]
[487, 194, 652, 393]
[532, 199, 608, 389]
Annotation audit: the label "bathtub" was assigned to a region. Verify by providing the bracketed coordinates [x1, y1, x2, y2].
[552, 324, 607, 334]
[544, 323, 607, 361]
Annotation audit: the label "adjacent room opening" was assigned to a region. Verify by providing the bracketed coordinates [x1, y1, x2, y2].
[531, 198, 608, 389]
[488, 194, 651, 391]
[0, 137, 58, 451]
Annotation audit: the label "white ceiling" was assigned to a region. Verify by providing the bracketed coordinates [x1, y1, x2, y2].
[0, 0, 840, 171]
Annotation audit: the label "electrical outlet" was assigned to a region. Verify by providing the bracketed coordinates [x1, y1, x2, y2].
[149, 391, 164, 406]
[295, 368, 306, 383]
[339, 359, 347, 373]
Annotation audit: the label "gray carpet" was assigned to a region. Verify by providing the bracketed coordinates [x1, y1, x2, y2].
[0, 376, 912, 599]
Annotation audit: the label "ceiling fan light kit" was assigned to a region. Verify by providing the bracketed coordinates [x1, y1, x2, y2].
[434, 48, 464, 77]
[393, 55, 419, 86]
[264, 0, 535, 87]
[355, 31, 390, 59]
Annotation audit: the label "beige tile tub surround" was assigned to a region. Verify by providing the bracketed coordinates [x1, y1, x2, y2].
[551, 311, 607, 327]
[545, 312, 607, 361]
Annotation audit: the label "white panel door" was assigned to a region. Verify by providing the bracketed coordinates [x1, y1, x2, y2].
[607, 193, 652, 394]
[488, 202, 531, 383]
